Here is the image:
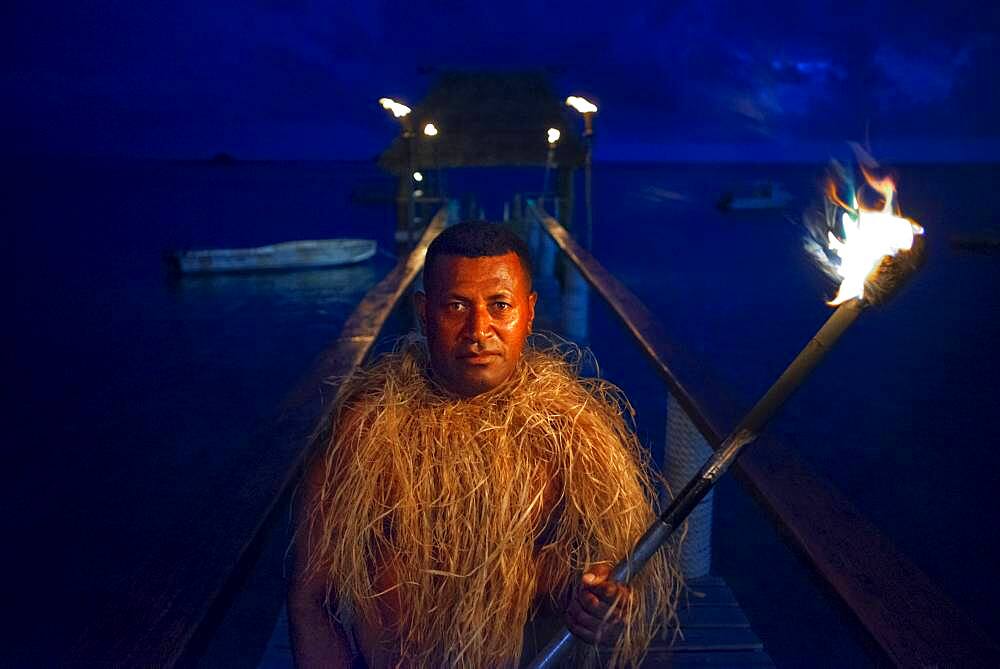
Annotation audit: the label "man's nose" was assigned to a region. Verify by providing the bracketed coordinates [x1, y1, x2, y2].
[464, 305, 492, 342]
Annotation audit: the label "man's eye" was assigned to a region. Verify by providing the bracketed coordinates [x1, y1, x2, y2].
[493, 302, 512, 311]
[447, 302, 466, 312]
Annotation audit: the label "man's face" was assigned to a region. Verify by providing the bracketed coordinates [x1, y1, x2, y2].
[415, 252, 537, 397]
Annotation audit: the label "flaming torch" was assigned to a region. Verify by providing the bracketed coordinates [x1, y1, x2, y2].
[815, 165, 925, 307]
[528, 162, 926, 668]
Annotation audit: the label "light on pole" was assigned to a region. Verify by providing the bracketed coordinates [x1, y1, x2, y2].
[423, 122, 441, 196]
[543, 127, 560, 200]
[380, 97, 416, 247]
[565, 95, 597, 249]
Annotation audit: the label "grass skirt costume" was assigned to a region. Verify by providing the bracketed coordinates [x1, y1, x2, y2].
[303, 337, 681, 667]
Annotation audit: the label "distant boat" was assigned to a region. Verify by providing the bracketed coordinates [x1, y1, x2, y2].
[167, 238, 377, 274]
[209, 152, 236, 166]
[951, 233, 1000, 254]
[717, 181, 793, 212]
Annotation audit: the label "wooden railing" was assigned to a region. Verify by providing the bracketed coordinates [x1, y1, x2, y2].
[528, 202, 999, 667]
[70, 207, 450, 666]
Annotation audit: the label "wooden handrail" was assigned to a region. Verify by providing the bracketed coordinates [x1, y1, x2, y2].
[529, 203, 999, 667]
[70, 207, 450, 666]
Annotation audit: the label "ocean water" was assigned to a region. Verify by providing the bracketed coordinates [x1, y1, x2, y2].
[9, 159, 1000, 665]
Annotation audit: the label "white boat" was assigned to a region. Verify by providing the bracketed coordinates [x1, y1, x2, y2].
[717, 181, 793, 211]
[168, 238, 377, 274]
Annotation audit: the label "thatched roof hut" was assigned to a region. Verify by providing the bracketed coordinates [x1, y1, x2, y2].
[378, 71, 587, 174]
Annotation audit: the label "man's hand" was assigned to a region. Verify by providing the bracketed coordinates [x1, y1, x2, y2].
[565, 563, 631, 646]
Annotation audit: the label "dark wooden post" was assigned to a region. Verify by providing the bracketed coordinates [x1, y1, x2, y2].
[557, 166, 589, 343]
[395, 173, 413, 256]
[555, 166, 574, 231]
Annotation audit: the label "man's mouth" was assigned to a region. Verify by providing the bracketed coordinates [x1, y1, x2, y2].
[457, 351, 500, 364]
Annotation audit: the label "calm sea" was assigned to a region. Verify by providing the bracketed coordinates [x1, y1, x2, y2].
[9, 159, 1000, 666]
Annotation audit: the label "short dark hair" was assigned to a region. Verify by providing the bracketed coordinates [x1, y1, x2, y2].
[423, 221, 533, 292]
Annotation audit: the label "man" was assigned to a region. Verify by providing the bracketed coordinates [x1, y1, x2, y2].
[289, 222, 677, 667]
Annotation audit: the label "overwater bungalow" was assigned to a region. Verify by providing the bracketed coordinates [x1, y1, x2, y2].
[377, 71, 587, 248]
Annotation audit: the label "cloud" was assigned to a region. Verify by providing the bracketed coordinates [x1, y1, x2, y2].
[6, 0, 998, 158]
[873, 45, 957, 107]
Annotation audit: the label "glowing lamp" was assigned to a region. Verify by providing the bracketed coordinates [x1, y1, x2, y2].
[565, 96, 598, 114]
[378, 97, 411, 118]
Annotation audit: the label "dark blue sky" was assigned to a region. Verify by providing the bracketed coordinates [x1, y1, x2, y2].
[8, 0, 999, 161]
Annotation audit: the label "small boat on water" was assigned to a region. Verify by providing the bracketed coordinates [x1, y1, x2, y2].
[168, 238, 377, 274]
[951, 232, 1000, 254]
[717, 181, 793, 212]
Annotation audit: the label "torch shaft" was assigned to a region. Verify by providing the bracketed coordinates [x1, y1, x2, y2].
[734, 298, 863, 436]
[527, 298, 865, 669]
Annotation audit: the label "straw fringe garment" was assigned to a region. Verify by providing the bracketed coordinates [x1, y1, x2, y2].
[304, 338, 681, 667]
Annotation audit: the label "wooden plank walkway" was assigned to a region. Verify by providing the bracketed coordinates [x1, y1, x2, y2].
[641, 576, 773, 668]
[256, 576, 772, 668]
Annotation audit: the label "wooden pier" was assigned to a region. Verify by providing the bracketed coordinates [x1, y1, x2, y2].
[254, 576, 773, 668]
[645, 577, 773, 668]
[64, 72, 1000, 667]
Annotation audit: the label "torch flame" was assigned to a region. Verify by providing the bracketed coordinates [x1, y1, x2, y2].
[825, 171, 924, 305]
[423, 123, 439, 137]
[547, 127, 561, 145]
[379, 98, 411, 118]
